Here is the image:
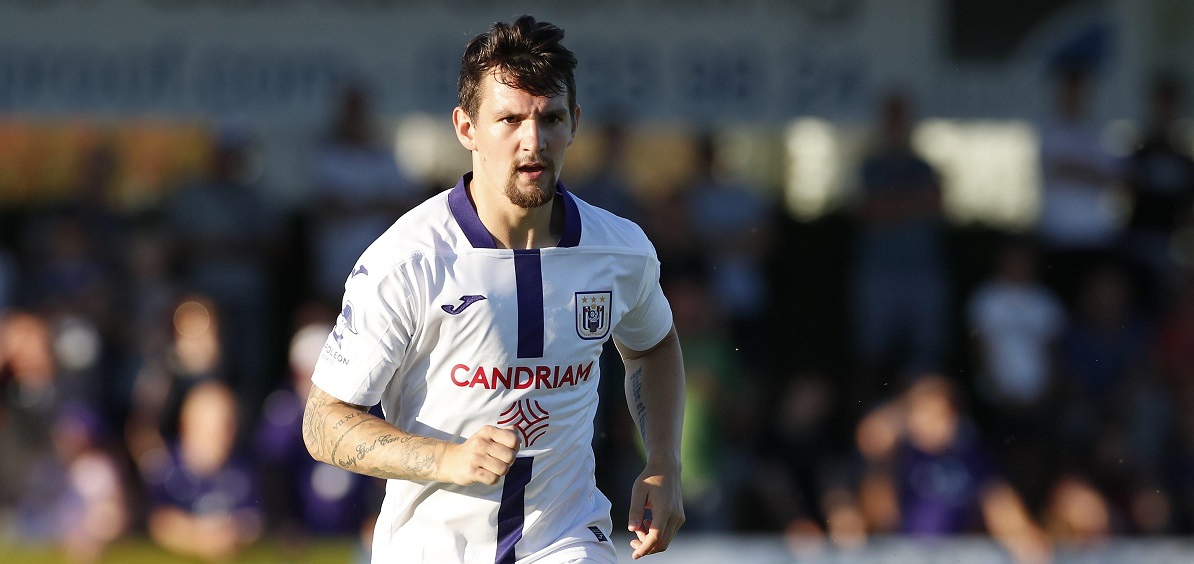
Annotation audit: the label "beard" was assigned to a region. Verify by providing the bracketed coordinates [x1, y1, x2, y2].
[504, 157, 555, 209]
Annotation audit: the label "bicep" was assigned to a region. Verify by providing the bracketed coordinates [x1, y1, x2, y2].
[303, 383, 377, 461]
[615, 325, 678, 362]
[613, 269, 674, 353]
[306, 383, 370, 413]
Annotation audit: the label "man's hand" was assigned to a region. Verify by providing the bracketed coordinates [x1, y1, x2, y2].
[627, 460, 684, 559]
[438, 425, 520, 486]
[616, 328, 686, 559]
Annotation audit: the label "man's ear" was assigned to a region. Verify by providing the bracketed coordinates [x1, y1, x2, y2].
[453, 106, 477, 151]
[568, 104, 581, 147]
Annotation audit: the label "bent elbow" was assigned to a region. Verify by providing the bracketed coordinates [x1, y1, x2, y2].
[301, 398, 326, 463]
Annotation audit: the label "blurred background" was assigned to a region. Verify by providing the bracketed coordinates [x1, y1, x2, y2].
[3, 0, 1194, 562]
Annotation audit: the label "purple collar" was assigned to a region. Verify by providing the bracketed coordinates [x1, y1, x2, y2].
[447, 172, 582, 249]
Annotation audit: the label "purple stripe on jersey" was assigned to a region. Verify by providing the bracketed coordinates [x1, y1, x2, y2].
[495, 457, 533, 564]
[447, 173, 582, 249]
[513, 249, 544, 359]
[448, 173, 497, 249]
[557, 184, 582, 247]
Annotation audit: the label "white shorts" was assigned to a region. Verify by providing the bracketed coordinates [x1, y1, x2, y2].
[523, 540, 617, 564]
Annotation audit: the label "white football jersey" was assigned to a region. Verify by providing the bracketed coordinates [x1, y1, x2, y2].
[311, 173, 673, 563]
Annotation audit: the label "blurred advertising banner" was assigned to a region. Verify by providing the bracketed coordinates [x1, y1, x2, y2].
[0, 0, 1144, 124]
[0, 119, 209, 207]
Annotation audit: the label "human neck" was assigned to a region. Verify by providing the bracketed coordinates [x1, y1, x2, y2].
[467, 175, 562, 250]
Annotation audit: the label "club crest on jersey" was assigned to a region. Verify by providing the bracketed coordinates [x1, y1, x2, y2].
[332, 301, 359, 348]
[575, 291, 611, 340]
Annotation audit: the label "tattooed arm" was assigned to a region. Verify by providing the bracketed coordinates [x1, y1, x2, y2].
[614, 325, 686, 560]
[303, 384, 519, 485]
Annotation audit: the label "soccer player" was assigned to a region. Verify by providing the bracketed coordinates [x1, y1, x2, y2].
[302, 15, 686, 563]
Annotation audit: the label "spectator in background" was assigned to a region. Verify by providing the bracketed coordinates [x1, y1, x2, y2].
[852, 375, 1050, 563]
[20, 214, 113, 409]
[67, 145, 139, 422]
[309, 84, 422, 306]
[966, 237, 1066, 504]
[568, 120, 644, 224]
[1131, 271, 1194, 533]
[144, 380, 262, 562]
[851, 92, 948, 407]
[1041, 472, 1113, 545]
[750, 373, 840, 551]
[640, 188, 701, 282]
[662, 266, 753, 532]
[255, 315, 377, 546]
[684, 132, 774, 370]
[1124, 75, 1194, 315]
[1056, 266, 1151, 449]
[0, 312, 129, 564]
[121, 226, 179, 420]
[16, 404, 128, 564]
[0, 311, 61, 534]
[968, 237, 1066, 414]
[166, 127, 280, 420]
[1036, 66, 1123, 306]
[126, 295, 227, 469]
[21, 145, 127, 324]
[21, 150, 129, 399]
[1056, 263, 1167, 521]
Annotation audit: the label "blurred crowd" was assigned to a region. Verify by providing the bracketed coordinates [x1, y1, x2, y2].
[2, 65, 1194, 563]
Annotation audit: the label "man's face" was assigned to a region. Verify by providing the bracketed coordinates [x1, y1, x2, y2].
[459, 71, 577, 209]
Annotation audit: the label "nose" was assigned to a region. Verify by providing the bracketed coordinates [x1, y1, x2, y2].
[520, 120, 546, 152]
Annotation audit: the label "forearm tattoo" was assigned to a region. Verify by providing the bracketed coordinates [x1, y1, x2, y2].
[629, 367, 647, 437]
[329, 418, 371, 468]
[395, 435, 439, 479]
[302, 389, 332, 458]
[304, 389, 441, 480]
[331, 428, 439, 478]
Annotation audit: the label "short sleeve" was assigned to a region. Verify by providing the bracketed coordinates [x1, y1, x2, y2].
[311, 263, 416, 406]
[612, 258, 673, 351]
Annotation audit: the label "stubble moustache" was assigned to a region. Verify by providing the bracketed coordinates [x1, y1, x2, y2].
[505, 155, 555, 209]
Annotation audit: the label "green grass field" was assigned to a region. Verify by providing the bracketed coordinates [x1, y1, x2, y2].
[0, 537, 362, 564]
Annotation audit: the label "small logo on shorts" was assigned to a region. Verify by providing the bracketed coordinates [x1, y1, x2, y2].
[588, 526, 608, 542]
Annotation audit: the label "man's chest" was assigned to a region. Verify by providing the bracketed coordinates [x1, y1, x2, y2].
[423, 250, 641, 362]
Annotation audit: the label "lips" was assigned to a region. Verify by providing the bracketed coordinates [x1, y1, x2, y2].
[517, 161, 547, 179]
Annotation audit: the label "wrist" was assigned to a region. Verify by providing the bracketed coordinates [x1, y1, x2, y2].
[644, 451, 681, 473]
[430, 441, 452, 483]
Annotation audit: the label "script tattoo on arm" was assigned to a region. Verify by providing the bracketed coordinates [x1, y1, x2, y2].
[629, 366, 648, 439]
[302, 385, 444, 481]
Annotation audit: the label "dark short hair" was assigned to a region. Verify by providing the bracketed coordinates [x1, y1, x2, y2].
[458, 15, 578, 120]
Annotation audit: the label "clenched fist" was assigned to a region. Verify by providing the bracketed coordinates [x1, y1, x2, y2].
[438, 425, 520, 486]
